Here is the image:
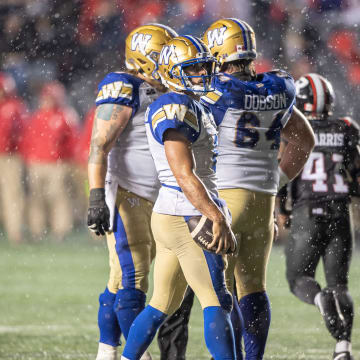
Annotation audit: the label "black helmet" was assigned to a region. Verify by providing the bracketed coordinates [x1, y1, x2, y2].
[295, 73, 335, 120]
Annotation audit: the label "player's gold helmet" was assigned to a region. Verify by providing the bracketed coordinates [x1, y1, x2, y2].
[125, 24, 178, 81]
[158, 35, 216, 93]
[203, 18, 257, 70]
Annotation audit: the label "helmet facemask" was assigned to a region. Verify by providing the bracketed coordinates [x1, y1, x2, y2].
[169, 56, 217, 94]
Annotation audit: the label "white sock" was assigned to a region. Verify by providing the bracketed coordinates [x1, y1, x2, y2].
[335, 340, 352, 353]
[96, 343, 117, 360]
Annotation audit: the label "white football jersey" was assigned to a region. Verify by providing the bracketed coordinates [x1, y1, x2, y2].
[146, 92, 218, 216]
[96, 72, 161, 202]
[201, 71, 296, 195]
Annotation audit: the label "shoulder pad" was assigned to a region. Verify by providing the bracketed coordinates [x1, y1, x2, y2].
[149, 93, 198, 129]
[152, 92, 191, 107]
[218, 74, 232, 82]
[267, 69, 293, 80]
[148, 92, 200, 144]
[339, 116, 359, 129]
[339, 117, 360, 141]
[96, 72, 143, 103]
[201, 89, 224, 105]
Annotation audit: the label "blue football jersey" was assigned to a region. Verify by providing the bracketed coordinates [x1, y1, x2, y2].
[95, 72, 161, 203]
[146, 92, 218, 216]
[201, 70, 296, 194]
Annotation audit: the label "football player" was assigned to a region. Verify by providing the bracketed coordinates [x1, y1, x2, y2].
[201, 19, 316, 359]
[121, 35, 237, 360]
[87, 24, 178, 360]
[279, 73, 360, 360]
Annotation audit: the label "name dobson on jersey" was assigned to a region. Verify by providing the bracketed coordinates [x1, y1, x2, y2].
[244, 92, 287, 111]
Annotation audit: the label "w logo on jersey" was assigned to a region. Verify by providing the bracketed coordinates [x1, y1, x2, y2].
[206, 26, 227, 48]
[159, 45, 175, 65]
[131, 33, 152, 54]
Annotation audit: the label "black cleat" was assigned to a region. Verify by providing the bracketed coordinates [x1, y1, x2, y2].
[333, 351, 354, 360]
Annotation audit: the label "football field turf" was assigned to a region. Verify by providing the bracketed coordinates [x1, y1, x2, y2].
[0, 232, 359, 360]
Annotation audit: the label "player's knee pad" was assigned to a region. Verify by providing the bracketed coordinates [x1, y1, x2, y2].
[99, 287, 116, 307]
[241, 292, 270, 335]
[288, 275, 321, 305]
[98, 288, 121, 347]
[114, 288, 146, 311]
[217, 289, 233, 313]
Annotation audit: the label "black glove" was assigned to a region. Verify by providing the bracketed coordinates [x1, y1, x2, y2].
[87, 188, 110, 236]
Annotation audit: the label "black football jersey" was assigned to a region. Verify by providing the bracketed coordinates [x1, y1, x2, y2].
[290, 116, 360, 207]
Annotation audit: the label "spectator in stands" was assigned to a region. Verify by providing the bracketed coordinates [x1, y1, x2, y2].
[0, 71, 28, 244]
[21, 80, 79, 241]
[75, 106, 95, 168]
[72, 106, 96, 227]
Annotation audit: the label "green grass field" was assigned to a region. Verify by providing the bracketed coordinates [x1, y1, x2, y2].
[0, 232, 359, 360]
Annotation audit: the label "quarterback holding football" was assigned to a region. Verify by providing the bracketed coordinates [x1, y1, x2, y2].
[121, 35, 237, 360]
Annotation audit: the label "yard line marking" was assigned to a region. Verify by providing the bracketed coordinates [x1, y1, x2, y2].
[0, 324, 97, 333]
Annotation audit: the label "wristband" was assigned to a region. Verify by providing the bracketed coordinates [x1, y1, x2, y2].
[89, 188, 106, 207]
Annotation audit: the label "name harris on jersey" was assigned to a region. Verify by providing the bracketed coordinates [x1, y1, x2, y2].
[314, 132, 344, 147]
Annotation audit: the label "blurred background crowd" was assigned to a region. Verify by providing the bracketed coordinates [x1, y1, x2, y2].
[0, 0, 359, 243]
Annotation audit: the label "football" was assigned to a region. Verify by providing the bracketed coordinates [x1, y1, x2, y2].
[187, 215, 237, 254]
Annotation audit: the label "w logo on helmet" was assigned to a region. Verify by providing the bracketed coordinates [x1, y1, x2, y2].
[131, 33, 152, 54]
[159, 45, 175, 65]
[206, 26, 227, 48]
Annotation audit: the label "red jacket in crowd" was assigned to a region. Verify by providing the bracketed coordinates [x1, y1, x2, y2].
[21, 107, 78, 163]
[0, 72, 28, 156]
[74, 106, 95, 167]
[0, 96, 28, 155]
